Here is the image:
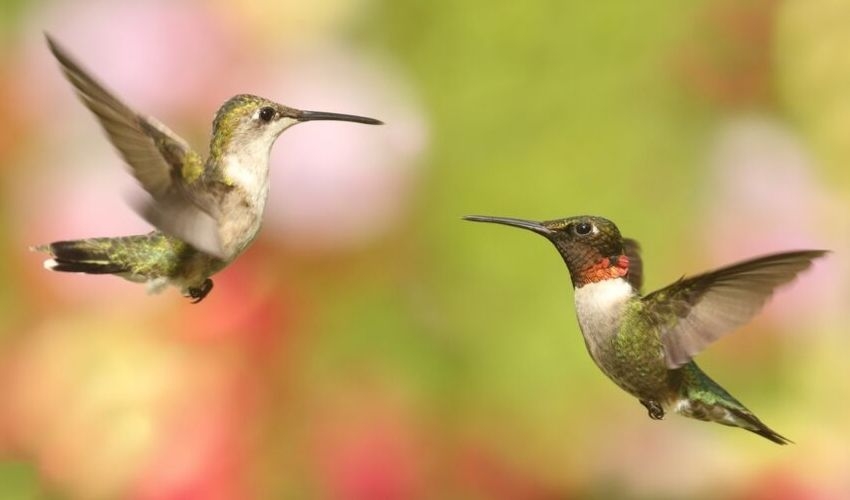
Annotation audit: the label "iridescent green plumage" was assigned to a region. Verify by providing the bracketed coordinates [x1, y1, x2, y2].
[675, 363, 789, 444]
[466, 214, 826, 444]
[38, 234, 219, 281]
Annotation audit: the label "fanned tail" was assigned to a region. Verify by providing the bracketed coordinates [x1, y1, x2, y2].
[675, 363, 791, 445]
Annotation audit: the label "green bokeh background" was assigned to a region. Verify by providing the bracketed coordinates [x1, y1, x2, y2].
[1, 0, 848, 498]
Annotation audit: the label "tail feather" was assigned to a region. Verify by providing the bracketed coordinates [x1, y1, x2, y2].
[34, 237, 139, 276]
[46, 259, 130, 275]
[676, 363, 791, 445]
[31, 233, 214, 300]
[47, 240, 112, 263]
[726, 407, 792, 445]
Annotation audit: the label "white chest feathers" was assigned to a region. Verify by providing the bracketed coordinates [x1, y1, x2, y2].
[573, 278, 634, 358]
[222, 145, 272, 212]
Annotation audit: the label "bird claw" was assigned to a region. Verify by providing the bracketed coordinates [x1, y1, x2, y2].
[187, 279, 214, 303]
[640, 400, 665, 420]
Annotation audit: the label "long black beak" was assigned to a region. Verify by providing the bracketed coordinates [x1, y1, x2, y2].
[463, 215, 552, 236]
[293, 109, 383, 125]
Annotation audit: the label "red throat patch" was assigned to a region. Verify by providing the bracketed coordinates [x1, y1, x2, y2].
[578, 254, 630, 285]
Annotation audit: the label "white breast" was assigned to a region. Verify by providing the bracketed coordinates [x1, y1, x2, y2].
[573, 278, 634, 359]
[216, 145, 273, 259]
[222, 148, 271, 213]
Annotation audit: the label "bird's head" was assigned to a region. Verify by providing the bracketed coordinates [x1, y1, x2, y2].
[464, 214, 631, 287]
[210, 94, 382, 158]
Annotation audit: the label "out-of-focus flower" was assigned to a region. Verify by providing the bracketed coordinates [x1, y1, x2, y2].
[257, 48, 428, 253]
[0, 312, 268, 499]
[309, 385, 428, 500]
[129, 356, 258, 500]
[736, 466, 837, 500]
[19, 0, 239, 114]
[454, 442, 565, 500]
[701, 116, 846, 325]
[0, 316, 204, 497]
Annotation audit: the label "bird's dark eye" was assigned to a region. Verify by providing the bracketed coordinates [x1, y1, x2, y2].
[258, 106, 276, 122]
[574, 222, 593, 235]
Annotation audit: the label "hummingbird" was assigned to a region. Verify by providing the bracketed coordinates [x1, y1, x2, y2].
[464, 214, 826, 444]
[33, 35, 382, 302]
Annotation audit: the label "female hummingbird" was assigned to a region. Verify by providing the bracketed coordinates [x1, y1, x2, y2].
[465, 214, 826, 444]
[34, 35, 382, 302]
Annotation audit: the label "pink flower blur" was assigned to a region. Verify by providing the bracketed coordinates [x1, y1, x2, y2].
[701, 116, 845, 323]
[236, 47, 428, 252]
[310, 390, 427, 500]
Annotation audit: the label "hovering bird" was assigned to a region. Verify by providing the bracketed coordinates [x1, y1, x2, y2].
[34, 35, 382, 302]
[465, 214, 826, 443]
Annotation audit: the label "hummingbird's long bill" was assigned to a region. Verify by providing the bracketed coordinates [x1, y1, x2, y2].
[294, 109, 383, 125]
[463, 215, 552, 236]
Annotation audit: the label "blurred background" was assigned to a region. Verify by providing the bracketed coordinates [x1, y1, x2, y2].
[0, 0, 848, 498]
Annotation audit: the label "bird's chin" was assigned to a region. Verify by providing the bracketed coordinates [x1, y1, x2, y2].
[275, 117, 301, 135]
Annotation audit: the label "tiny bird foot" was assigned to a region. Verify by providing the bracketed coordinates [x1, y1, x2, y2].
[187, 279, 214, 303]
[640, 400, 665, 420]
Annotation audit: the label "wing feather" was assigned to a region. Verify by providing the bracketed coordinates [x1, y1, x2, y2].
[642, 250, 827, 369]
[137, 194, 225, 258]
[47, 35, 227, 257]
[46, 35, 195, 197]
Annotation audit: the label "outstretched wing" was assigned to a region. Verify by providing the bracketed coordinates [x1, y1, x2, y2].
[46, 35, 200, 197]
[642, 250, 827, 369]
[47, 35, 228, 257]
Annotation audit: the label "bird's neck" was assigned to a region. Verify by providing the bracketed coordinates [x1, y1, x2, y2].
[567, 251, 637, 350]
[573, 277, 636, 315]
[211, 140, 273, 194]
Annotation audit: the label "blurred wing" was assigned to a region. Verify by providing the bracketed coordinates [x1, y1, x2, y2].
[642, 250, 827, 369]
[47, 35, 197, 198]
[48, 36, 226, 257]
[623, 238, 643, 291]
[136, 193, 225, 258]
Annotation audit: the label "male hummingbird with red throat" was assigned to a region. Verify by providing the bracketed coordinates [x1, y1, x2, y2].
[465, 214, 826, 444]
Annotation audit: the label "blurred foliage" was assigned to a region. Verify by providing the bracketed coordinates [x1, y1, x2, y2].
[0, 0, 848, 499]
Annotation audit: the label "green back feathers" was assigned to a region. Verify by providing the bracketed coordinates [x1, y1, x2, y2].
[180, 150, 204, 183]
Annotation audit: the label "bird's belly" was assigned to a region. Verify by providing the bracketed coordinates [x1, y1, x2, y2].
[574, 280, 669, 401]
[217, 190, 267, 258]
[594, 340, 671, 402]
